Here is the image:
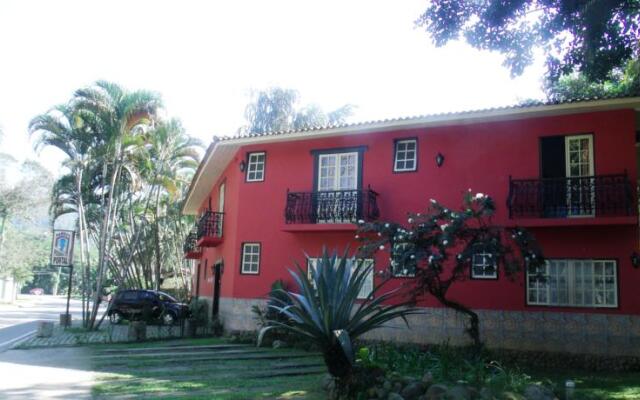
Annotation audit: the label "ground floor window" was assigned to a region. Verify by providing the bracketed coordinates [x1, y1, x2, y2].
[240, 243, 261, 274]
[307, 257, 374, 299]
[527, 259, 617, 307]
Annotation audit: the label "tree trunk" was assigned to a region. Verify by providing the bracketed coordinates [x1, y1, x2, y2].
[153, 188, 162, 291]
[436, 295, 482, 348]
[88, 160, 121, 330]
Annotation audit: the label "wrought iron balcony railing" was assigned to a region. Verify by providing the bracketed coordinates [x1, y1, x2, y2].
[285, 187, 380, 224]
[183, 230, 200, 254]
[507, 173, 635, 218]
[197, 211, 224, 241]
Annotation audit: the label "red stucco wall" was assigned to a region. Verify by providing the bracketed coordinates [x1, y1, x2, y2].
[195, 109, 640, 315]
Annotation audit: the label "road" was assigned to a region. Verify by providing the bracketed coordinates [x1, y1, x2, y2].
[0, 295, 83, 352]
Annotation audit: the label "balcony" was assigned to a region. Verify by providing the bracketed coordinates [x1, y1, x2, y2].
[183, 230, 202, 259]
[284, 187, 379, 230]
[197, 211, 224, 247]
[507, 173, 636, 224]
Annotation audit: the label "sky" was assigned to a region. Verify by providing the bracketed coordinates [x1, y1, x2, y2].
[0, 0, 545, 176]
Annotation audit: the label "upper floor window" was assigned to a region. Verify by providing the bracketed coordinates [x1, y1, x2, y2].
[471, 249, 497, 279]
[394, 139, 417, 172]
[527, 259, 617, 308]
[246, 152, 266, 182]
[240, 243, 261, 274]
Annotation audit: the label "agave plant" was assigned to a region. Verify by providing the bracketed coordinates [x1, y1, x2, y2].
[259, 248, 419, 385]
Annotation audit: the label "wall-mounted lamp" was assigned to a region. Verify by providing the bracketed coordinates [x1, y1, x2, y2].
[435, 152, 445, 167]
[239, 160, 246, 172]
[631, 252, 640, 268]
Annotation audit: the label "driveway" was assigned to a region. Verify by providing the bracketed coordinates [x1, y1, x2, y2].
[0, 346, 94, 399]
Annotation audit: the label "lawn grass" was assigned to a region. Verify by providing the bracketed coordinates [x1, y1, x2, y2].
[527, 369, 640, 400]
[90, 337, 326, 400]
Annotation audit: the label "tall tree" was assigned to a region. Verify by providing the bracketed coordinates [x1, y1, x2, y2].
[544, 58, 640, 100]
[241, 87, 354, 134]
[416, 1, 640, 82]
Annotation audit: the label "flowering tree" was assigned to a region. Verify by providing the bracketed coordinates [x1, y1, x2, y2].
[357, 191, 545, 347]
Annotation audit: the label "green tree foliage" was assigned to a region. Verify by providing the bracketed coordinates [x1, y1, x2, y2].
[30, 81, 202, 329]
[416, 1, 640, 82]
[358, 193, 544, 347]
[260, 248, 418, 396]
[0, 155, 52, 282]
[544, 58, 640, 101]
[241, 87, 354, 134]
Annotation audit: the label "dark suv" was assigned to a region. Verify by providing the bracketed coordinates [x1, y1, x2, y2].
[108, 290, 189, 325]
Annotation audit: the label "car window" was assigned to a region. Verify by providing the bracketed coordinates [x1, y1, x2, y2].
[157, 292, 176, 303]
[120, 291, 137, 300]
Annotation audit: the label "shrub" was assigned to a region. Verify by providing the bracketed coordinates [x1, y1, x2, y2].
[259, 247, 419, 397]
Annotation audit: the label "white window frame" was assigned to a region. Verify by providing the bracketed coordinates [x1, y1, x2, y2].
[394, 139, 418, 172]
[246, 152, 266, 182]
[526, 259, 618, 308]
[240, 243, 261, 274]
[565, 135, 594, 217]
[307, 257, 374, 299]
[471, 251, 497, 279]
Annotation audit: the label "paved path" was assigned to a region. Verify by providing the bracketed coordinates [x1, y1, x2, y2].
[0, 347, 94, 399]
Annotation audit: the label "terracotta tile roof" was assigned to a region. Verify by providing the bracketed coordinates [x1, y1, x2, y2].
[214, 93, 640, 141]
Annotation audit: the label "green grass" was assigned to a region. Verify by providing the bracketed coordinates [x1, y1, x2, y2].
[90, 338, 326, 399]
[528, 370, 640, 400]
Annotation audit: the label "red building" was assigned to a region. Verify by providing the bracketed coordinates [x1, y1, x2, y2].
[182, 96, 640, 356]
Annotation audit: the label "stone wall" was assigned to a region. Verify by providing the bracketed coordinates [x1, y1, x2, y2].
[217, 297, 640, 357]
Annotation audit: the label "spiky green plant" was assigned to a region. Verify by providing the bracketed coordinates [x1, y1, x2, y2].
[259, 248, 419, 386]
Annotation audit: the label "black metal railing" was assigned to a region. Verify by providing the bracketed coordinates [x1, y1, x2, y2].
[183, 230, 200, 254]
[285, 187, 380, 224]
[508, 173, 635, 218]
[197, 211, 224, 239]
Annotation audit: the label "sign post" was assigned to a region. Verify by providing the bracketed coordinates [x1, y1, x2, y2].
[51, 230, 75, 328]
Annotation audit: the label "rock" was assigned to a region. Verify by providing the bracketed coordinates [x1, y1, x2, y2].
[393, 382, 403, 393]
[367, 387, 378, 398]
[425, 384, 448, 400]
[127, 321, 146, 341]
[501, 392, 526, 400]
[401, 382, 424, 400]
[479, 387, 494, 399]
[320, 373, 334, 392]
[388, 393, 405, 400]
[383, 381, 393, 391]
[272, 340, 287, 349]
[421, 372, 433, 386]
[523, 384, 557, 400]
[446, 385, 471, 400]
[36, 321, 54, 338]
[377, 388, 389, 399]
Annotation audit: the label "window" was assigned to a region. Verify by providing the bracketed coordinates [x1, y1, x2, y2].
[240, 243, 261, 274]
[246, 152, 266, 182]
[391, 242, 416, 277]
[527, 259, 617, 307]
[394, 139, 417, 172]
[307, 257, 374, 299]
[471, 250, 497, 279]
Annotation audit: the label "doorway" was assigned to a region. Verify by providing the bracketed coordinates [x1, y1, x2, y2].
[212, 260, 223, 318]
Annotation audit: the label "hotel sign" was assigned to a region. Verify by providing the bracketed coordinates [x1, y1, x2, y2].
[51, 230, 75, 266]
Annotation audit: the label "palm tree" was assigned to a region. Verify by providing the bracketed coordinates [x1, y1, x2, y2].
[30, 103, 95, 325]
[71, 81, 161, 329]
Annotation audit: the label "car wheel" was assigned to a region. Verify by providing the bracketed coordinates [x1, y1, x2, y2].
[162, 312, 176, 326]
[109, 311, 123, 325]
